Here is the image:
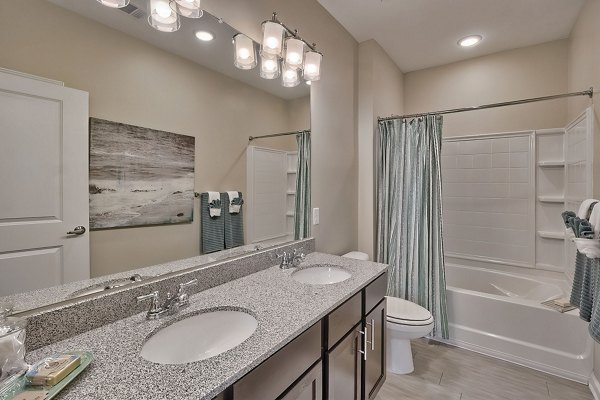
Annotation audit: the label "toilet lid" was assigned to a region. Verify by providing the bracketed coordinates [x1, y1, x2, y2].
[386, 296, 433, 324]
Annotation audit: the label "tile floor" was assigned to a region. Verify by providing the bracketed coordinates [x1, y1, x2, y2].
[375, 339, 594, 400]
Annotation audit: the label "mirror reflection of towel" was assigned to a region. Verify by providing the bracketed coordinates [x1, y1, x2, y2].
[227, 191, 244, 214]
[207, 191, 222, 218]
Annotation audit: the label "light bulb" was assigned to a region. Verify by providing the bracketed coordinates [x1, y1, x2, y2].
[281, 63, 300, 87]
[284, 38, 305, 69]
[238, 48, 250, 59]
[264, 59, 277, 72]
[303, 51, 322, 81]
[305, 64, 317, 74]
[156, 1, 172, 18]
[266, 37, 279, 50]
[458, 35, 482, 47]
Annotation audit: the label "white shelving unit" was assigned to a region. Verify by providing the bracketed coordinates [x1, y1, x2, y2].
[535, 129, 566, 271]
[286, 152, 298, 238]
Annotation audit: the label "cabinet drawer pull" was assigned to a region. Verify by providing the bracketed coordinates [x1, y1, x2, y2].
[366, 319, 375, 351]
[358, 330, 367, 361]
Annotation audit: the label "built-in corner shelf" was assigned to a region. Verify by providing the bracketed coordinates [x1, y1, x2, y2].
[286, 212, 294, 217]
[537, 231, 565, 240]
[287, 191, 296, 195]
[537, 161, 565, 168]
[538, 196, 565, 204]
[287, 170, 297, 174]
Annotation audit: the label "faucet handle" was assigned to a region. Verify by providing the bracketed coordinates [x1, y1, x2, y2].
[136, 291, 163, 320]
[177, 279, 198, 307]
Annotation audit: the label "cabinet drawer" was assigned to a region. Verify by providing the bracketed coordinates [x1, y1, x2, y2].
[365, 273, 387, 314]
[328, 292, 361, 349]
[234, 322, 322, 400]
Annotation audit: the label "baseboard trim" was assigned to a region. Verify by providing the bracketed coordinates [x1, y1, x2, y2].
[590, 373, 600, 400]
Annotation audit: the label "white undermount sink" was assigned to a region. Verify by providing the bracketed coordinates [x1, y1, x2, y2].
[140, 310, 257, 364]
[291, 265, 352, 285]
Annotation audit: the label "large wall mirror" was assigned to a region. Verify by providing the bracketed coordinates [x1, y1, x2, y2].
[0, 0, 311, 312]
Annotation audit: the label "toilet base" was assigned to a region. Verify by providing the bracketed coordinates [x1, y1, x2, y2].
[386, 335, 414, 374]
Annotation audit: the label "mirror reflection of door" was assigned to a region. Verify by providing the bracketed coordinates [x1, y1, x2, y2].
[0, 69, 90, 296]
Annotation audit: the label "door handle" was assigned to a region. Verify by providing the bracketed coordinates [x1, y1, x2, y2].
[358, 330, 367, 361]
[366, 319, 375, 351]
[67, 226, 86, 235]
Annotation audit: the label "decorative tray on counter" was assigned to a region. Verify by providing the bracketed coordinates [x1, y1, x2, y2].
[0, 351, 93, 400]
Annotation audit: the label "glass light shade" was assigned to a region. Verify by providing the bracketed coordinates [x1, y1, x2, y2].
[281, 63, 300, 87]
[170, 0, 202, 18]
[303, 51, 322, 81]
[148, 0, 181, 32]
[97, 0, 130, 7]
[233, 34, 257, 70]
[284, 38, 305, 70]
[261, 21, 285, 56]
[260, 54, 280, 79]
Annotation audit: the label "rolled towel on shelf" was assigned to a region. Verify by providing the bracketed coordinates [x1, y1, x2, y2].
[562, 211, 576, 228]
[207, 191, 222, 218]
[578, 199, 600, 219]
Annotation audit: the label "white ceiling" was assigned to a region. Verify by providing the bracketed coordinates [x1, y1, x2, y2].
[317, 0, 586, 72]
[48, 0, 309, 100]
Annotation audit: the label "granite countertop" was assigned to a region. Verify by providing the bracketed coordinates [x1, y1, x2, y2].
[26, 252, 387, 400]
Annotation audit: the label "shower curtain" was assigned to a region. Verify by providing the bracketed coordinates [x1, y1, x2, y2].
[294, 131, 311, 240]
[376, 115, 448, 338]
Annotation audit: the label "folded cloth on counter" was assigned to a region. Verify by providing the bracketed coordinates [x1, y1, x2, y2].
[224, 191, 244, 249]
[207, 191, 222, 218]
[200, 192, 225, 253]
[226, 191, 243, 214]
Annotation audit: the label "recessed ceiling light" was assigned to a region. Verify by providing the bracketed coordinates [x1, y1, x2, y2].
[458, 35, 482, 47]
[305, 80, 311, 86]
[195, 31, 214, 42]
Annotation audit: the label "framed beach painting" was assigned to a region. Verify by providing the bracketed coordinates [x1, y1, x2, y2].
[89, 118, 195, 229]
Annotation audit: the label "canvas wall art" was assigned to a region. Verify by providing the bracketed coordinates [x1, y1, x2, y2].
[89, 118, 195, 229]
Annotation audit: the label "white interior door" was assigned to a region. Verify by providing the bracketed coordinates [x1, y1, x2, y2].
[246, 146, 288, 243]
[0, 69, 90, 297]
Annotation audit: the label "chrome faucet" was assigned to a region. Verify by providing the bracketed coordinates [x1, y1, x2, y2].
[136, 279, 198, 320]
[276, 248, 306, 269]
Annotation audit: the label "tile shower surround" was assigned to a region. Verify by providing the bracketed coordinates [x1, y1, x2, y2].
[21, 238, 315, 351]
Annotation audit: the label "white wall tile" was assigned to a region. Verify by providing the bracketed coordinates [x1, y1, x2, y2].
[492, 153, 509, 168]
[457, 155, 474, 169]
[510, 152, 529, 168]
[509, 136, 530, 152]
[473, 154, 492, 169]
[491, 138, 509, 153]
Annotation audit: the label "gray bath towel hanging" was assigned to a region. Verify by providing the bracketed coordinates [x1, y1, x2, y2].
[200, 192, 225, 253]
[588, 259, 600, 342]
[570, 250, 587, 308]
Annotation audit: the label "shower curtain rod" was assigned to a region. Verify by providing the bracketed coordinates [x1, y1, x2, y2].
[378, 88, 594, 122]
[248, 130, 309, 141]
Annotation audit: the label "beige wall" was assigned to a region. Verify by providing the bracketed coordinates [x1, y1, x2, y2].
[567, 0, 600, 384]
[404, 40, 569, 137]
[357, 40, 404, 259]
[0, 0, 307, 276]
[206, 0, 359, 256]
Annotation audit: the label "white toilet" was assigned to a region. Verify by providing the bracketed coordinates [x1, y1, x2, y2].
[342, 251, 434, 375]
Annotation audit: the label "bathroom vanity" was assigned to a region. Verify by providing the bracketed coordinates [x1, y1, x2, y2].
[24, 251, 387, 400]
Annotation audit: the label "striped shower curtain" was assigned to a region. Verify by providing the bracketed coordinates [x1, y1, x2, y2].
[294, 131, 311, 240]
[376, 115, 449, 339]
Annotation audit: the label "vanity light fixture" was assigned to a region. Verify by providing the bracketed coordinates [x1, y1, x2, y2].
[282, 63, 301, 87]
[170, 0, 203, 19]
[96, 0, 130, 8]
[284, 38, 305, 70]
[235, 12, 323, 87]
[458, 35, 482, 47]
[148, 0, 181, 32]
[195, 30, 214, 41]
[233, 34, 257, 70]
[260, 54, 281, 79]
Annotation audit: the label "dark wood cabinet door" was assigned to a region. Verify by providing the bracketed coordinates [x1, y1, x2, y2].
[328, 326, 362, 400]
[279, 362, 322, 400]
[364, 300, 386, 400]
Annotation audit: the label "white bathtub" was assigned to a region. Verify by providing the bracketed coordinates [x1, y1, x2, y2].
[442, 263, 593, 383]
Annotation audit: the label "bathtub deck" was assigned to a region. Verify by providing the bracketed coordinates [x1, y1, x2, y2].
[376, 339, 593, 400]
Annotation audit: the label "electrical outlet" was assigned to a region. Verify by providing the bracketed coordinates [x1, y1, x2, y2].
[312, 208, 320, 225]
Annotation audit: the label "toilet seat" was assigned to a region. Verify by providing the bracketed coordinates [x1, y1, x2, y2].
[386, 296, 433, 326]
